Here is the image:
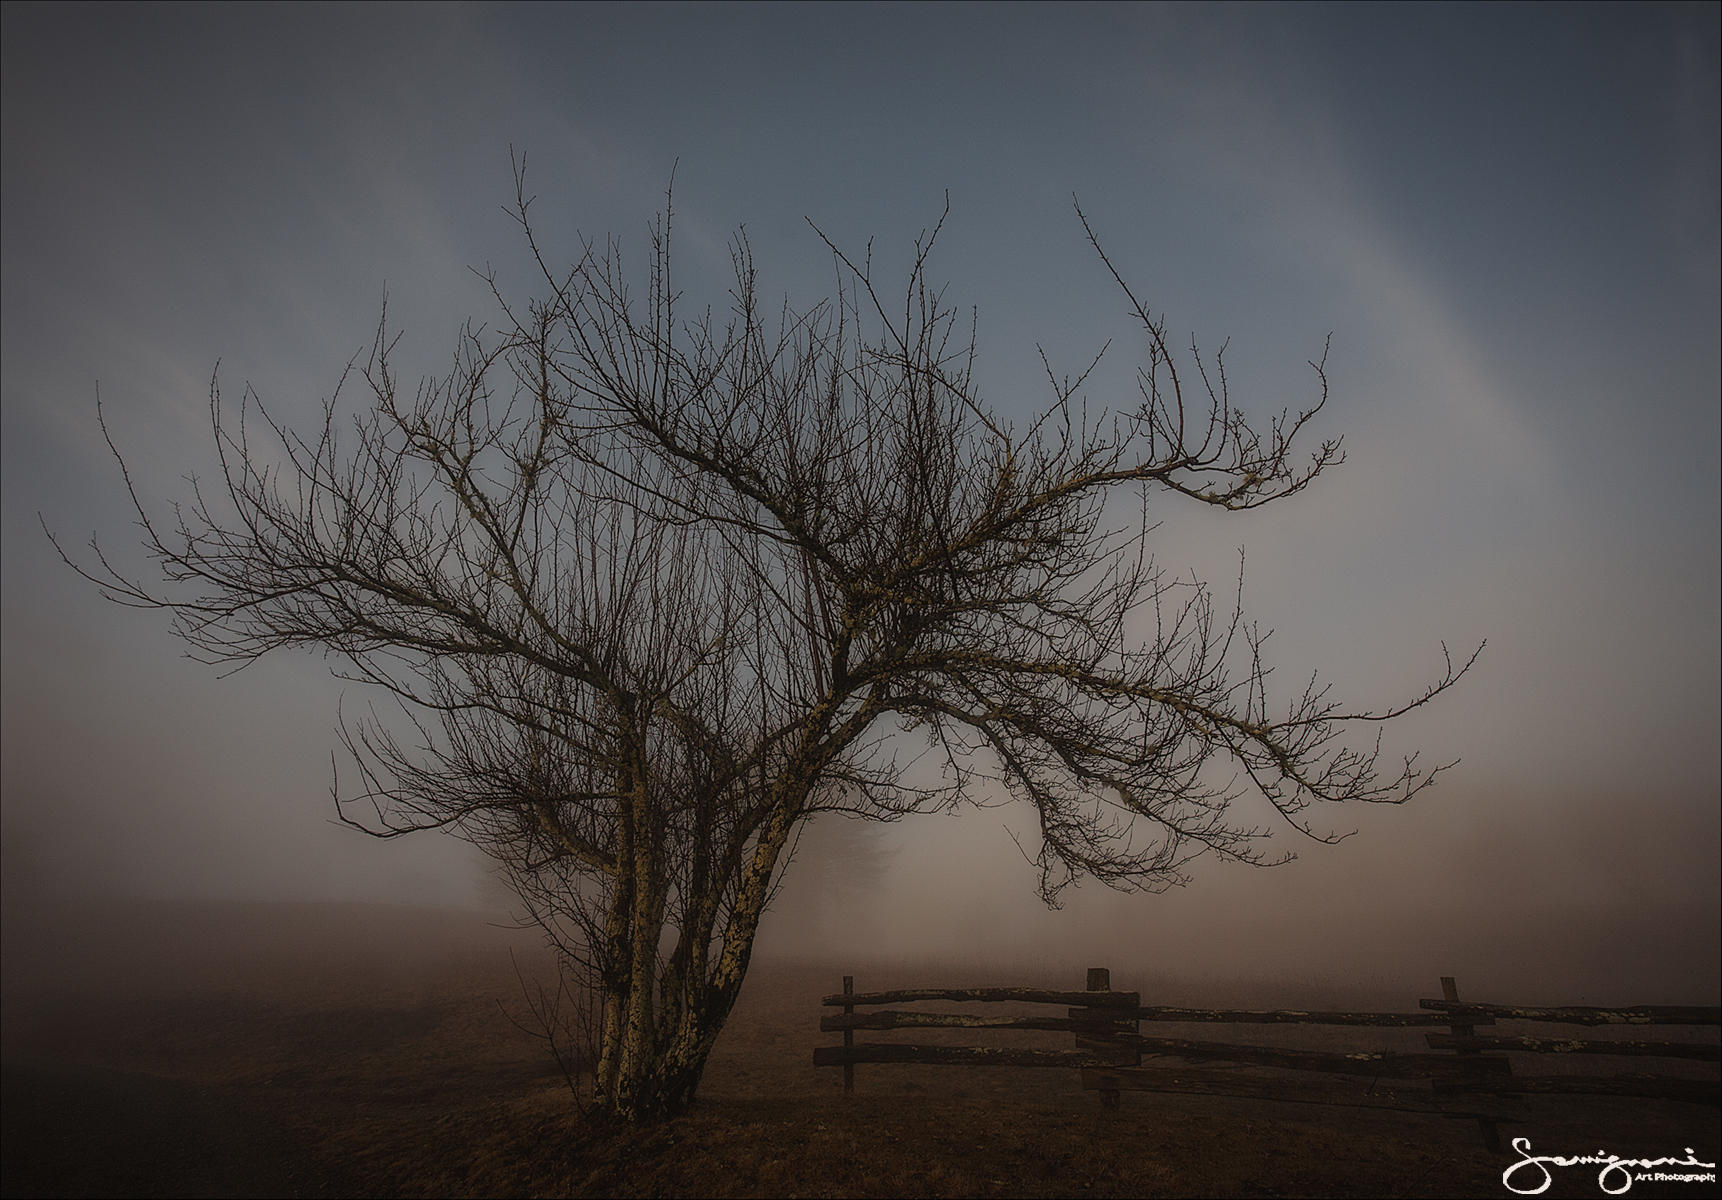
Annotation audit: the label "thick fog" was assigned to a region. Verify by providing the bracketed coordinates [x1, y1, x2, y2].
[4, 5, 1717, 1007]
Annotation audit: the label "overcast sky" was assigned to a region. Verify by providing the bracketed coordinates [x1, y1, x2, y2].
[4, 3, 1717, 1001]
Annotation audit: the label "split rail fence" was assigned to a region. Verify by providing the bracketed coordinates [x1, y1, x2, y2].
[813, 969, 1720, 1148]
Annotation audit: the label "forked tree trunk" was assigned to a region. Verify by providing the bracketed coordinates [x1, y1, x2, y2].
[589, 949, 749, 1122]
[586, 795, 800, 1122]
[595, 1002, 723, 1119]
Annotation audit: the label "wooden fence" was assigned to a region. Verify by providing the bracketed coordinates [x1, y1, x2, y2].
[814, 969, 1720, 1149]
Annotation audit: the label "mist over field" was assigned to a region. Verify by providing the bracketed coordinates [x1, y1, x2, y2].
[4, 2, 1718, 1034]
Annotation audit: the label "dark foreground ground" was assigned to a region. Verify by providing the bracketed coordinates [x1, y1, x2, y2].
[2, 901, 1716, 1198]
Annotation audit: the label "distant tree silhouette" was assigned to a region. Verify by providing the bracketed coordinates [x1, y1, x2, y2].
[55, 158, 1476, 1122]
[770, 814, 897, 947]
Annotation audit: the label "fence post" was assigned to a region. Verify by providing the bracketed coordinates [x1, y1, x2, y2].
[1086, 967, 1122, 1110]
[1442, 975, 1502, 1151]
[842, 975, 855, 1095]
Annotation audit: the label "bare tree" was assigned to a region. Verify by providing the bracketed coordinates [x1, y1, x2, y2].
[54, 162, 1476, 1122]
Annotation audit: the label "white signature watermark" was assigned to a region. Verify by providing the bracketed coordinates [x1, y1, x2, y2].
[1502, 1138, 1717, 1195]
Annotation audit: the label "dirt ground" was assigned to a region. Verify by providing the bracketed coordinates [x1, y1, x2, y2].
[2, 900, 1716, 1198]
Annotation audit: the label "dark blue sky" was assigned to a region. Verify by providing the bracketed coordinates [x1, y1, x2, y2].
[4, 3, 1717, 997]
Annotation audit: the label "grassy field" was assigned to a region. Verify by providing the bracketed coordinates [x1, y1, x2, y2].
[3, 901, 1716, 1198]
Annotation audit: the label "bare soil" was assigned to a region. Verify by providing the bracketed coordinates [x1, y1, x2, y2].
[2, 901, 1716, 1198]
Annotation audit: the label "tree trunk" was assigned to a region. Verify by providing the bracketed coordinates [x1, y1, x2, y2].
[590, 975, 739, 1122]
[586, 766, 812, 1123]
[586, 836, 790, 1120]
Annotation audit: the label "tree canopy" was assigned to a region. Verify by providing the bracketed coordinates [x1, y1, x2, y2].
[55, 164, 1475, 1120]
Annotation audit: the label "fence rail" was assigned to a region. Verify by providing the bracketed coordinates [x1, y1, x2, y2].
[814, 968, 1720, 1148]
[1419, 1001, 1720, 1026]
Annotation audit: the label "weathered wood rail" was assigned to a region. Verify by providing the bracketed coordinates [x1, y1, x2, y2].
[815, 968, 1139, 1105]
[815, 969, 1720, 1148]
